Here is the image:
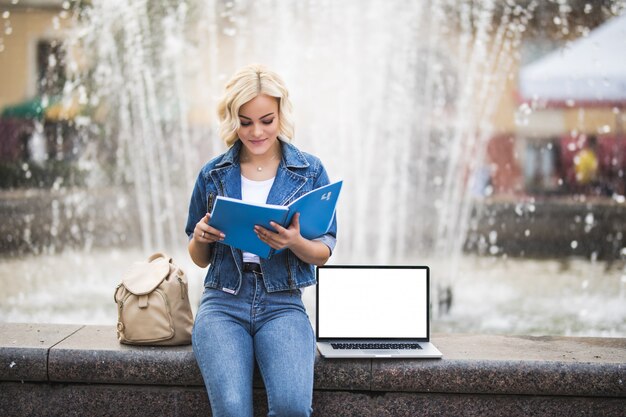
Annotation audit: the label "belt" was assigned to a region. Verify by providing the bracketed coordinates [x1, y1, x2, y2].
[243, 262, 262, 273]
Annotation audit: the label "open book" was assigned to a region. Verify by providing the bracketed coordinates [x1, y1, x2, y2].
[208, 180, 342, 259]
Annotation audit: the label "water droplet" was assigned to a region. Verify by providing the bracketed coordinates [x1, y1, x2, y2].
[2, 11, 10, 19]
[117, 197, 128, 209]
[514, 103, 532, 126]
[584, 3, 593, 13]
[553, 16, 562, 25]
[524, 229, 530, 237]
[571, 240, 578, 249]
[52, 177, 63, 191]
[489, 245, 499, 255]
[48, 54, 57, 68]
[612, 194, 625, 204]
[584, 213, 594, 225]
[567, 142, 577, 151]
[489, 231, 498, 244]
[581, 280, 589, 289]
[223, 27, 237, 37]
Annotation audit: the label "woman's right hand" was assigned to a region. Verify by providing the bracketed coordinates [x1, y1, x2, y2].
[193, 213, 225, 244]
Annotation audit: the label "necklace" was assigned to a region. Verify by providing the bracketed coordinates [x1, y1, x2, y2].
[241, 152, 279, 172]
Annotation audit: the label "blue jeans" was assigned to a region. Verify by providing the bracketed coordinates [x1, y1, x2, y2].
[192, 270, 315, 417]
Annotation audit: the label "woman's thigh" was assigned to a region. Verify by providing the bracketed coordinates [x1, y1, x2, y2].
[253, 300, 315, 417]
[193, 290, 255, 417]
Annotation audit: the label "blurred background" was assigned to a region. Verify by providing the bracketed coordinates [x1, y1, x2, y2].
[0, 0, 625, 336]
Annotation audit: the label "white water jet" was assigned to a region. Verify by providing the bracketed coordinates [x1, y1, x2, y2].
[59, 0, 608, 283]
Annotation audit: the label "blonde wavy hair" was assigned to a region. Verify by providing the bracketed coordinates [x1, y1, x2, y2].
[217, 64, 295, 147]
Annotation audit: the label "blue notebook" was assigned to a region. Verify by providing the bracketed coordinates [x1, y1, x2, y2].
[208, 181, 342, 259]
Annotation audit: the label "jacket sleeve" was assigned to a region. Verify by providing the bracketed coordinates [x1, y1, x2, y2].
[311, 162, 338, 255]
[185, 171, 207, 239]
[185, 170, 217, 260]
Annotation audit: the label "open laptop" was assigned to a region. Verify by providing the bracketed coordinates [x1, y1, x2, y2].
[316, 265, 442, 359]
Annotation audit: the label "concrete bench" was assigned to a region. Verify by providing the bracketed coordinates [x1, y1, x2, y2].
[1, 323, 624, 416]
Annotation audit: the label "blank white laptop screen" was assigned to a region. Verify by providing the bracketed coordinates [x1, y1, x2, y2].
[317, 267, 428, 339]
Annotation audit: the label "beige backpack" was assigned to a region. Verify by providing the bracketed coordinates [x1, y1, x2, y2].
[114, 253, 194, 345]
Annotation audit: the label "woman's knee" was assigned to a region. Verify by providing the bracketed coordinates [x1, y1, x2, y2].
[268, 396, 312, 417]
[210, 389, 253, 417]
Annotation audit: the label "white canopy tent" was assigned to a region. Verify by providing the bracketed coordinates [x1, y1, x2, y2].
[519, 14, 626, 104]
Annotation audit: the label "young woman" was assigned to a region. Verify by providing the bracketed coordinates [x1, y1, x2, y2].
[185, 64, 337, 417]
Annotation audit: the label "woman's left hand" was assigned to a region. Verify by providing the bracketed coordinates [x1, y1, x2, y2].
[254, 212, 303, 250]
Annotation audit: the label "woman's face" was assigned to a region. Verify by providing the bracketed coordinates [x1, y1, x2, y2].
[237, 94, 280, 156]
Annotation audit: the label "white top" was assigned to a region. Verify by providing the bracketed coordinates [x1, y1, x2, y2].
[241, 175, 275, 264]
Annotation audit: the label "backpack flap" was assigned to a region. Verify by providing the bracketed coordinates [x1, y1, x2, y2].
[121, 258, 170, 295]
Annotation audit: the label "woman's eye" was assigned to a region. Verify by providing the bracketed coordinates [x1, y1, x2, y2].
[262, 119, 274, 125]
[240, 121, 251, 126]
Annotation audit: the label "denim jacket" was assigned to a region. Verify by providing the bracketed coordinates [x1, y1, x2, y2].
[185, 139, 337, 294]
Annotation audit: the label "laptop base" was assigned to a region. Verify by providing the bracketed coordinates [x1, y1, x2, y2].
[317, 341, 443, 358]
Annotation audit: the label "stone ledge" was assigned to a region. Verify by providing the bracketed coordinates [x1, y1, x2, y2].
[1, 324, 625, 396]
[0, 323, 82, 382]
[372, 334, 626, 397]
[1, 323, 625, 416]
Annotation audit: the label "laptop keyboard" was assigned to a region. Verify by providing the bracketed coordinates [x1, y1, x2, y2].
[330, 343, 422, 350]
